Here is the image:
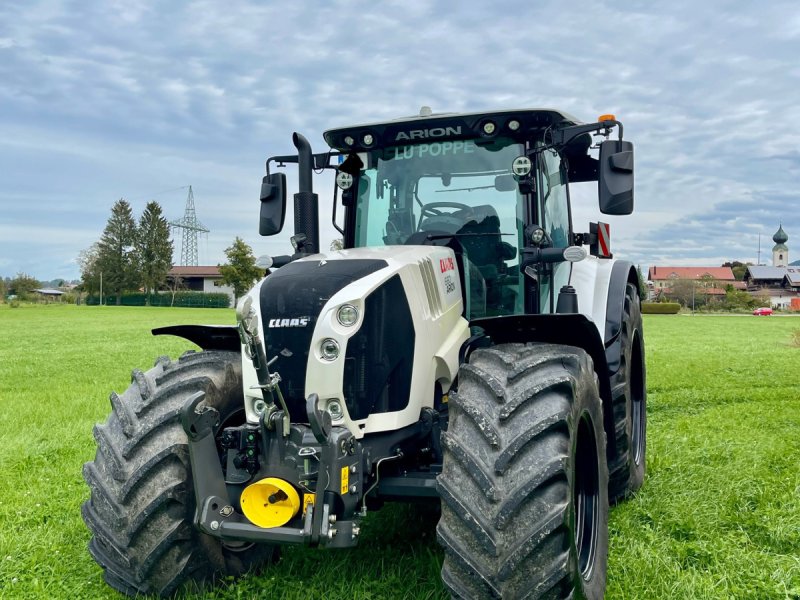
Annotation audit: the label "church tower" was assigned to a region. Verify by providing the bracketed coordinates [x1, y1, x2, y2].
[772, 224, 789, 267]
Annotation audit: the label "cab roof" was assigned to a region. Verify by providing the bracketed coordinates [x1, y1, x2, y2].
[323, 108, 582, 152]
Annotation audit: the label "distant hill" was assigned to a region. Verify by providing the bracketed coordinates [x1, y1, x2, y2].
[791, 259, 800, 266]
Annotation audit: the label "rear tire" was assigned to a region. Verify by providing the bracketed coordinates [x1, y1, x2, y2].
[608, 283, 647, 502]
[438, 343, 608, 599]
[82, 350, 276, 597]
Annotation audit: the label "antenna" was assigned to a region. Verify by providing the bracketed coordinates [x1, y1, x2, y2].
[757, 233, 761, 266]
[169, 186, 210, 266]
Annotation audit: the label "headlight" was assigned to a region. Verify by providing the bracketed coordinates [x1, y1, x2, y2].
[336, 304, 359, 327]
[320, 338, 340, 361]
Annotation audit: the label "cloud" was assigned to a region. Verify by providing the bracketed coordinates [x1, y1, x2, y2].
[0, 0, 798, 280]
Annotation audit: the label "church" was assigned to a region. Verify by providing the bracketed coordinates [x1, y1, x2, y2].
[744, 225, 800, 308]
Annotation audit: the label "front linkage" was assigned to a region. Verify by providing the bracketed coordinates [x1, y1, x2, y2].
[181, 388, 365, 548]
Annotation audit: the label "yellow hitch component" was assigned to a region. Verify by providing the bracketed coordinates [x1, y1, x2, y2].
[240, 477, 301, 528]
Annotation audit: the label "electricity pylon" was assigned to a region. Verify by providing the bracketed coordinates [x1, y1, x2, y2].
[169, 186, 209, 266]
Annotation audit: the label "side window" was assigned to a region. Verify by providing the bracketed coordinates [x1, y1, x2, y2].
[540, 149, 570, 248]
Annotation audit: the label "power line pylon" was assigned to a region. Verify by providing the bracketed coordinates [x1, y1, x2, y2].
[169, 185, 209, 266]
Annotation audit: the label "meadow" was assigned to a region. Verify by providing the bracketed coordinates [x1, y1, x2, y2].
[0, 305, 798, 599]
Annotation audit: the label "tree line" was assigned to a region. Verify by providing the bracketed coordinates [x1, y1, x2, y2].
[79, 199, 173, 305]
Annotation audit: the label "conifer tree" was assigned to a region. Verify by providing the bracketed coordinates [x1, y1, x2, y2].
[97, 199, 138, 304]
[136, 201, 174, 303]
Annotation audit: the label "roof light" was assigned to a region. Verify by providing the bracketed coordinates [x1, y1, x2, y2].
[512, 156, 532, 177]
[362, 133, 374, 146]
[343, 135, 355, 146]
[530, 226, 546, 246]
[335, 172, 354, 190]
[482, 121, 496, 135]
[598, 114, 616, 122]
[508, 120, 520, 131]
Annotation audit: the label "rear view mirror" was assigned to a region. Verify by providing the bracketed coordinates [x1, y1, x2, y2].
[259, 173, 287, 236]
[598, 140, 634, 215]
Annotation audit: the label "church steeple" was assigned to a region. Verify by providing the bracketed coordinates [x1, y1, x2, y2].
[772, 224, 789, 267]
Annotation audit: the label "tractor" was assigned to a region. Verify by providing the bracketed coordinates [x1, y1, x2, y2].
[82, 107, 646, 599]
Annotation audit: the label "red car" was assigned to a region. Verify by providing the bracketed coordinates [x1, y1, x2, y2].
[753, 307, 773, 316]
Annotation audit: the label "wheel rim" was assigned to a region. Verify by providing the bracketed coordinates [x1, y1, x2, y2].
[574, 411, 600, 580]
[630, 332, 645, 466]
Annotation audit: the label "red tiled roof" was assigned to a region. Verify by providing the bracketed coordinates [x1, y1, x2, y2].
[168, 266, 221, 277]
[648, 266, 736, 281]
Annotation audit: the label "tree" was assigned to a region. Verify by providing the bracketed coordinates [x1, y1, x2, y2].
[330, 238, 344, 251]
[96, 199, 138, 305]
[135, 201, 173, 304]
[219, 237, 262, 304]
[9, 272, 41, 300]
[78, 243, 102, 296]
[665, 278, 707, 308]
[0, 277, 6, 301]
[636, 265, 647, 301]
[722, 260, 750, 281]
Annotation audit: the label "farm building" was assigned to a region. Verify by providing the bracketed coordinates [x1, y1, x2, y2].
[167, 266, 235, 306]
[647, 266, 743, 298]
[743, 266, 800, 308]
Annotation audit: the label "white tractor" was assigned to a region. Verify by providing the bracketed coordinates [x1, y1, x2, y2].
[83, 108, 646, 599]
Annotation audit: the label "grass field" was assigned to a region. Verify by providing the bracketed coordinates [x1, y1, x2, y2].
[0, 305, 798, 599]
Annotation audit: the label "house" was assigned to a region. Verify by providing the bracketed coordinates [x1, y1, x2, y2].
[744, 265, 800, 308]
[167, 266, 235, 307]
[647, 266, 742, 298]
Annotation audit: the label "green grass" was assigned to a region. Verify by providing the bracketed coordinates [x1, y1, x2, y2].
[0, 306, 798, 599]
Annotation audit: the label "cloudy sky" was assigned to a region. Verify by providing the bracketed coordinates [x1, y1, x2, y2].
[1, 0, 798, 281]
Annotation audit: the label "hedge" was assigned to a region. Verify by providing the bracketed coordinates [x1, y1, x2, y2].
[642, 302, 681, 314]
[85, 291, 231, 308]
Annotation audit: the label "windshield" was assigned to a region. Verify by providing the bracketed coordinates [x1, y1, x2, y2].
[351, 137, 525, 317]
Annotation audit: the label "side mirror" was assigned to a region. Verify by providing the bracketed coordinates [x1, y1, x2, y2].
[598, 140, 634, 215]
[259, 172, 287, 236]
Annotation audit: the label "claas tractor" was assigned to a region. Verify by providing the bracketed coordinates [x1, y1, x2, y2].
[83, 107, 646, 599]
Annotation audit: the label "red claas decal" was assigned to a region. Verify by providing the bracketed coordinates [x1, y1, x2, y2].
[440, 258, 455, 273]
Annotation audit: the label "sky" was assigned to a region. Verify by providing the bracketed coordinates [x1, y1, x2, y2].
[1, 0, 799, 282]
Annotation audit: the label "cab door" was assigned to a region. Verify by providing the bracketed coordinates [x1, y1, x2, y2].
[537, 148, 571, 312]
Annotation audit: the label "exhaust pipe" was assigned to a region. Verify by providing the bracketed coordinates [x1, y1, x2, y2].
[292, 133, 319, 254]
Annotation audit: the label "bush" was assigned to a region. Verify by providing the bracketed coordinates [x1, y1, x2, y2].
[85, 292, 230, 308]
[642, 302, 681, 314]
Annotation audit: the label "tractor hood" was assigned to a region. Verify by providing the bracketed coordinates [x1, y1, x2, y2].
[239, 246, 468, 437]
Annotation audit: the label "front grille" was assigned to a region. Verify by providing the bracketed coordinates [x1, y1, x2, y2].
[343, 275, 415, 421]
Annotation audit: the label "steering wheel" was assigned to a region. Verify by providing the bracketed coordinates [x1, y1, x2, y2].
[420, 201, 473, 219]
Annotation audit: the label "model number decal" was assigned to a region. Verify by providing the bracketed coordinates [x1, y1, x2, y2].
[444, 274, 455, 294]
[268, 317, 311, 328]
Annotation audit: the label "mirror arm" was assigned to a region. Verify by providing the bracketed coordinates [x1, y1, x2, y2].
[551, 120, 622, 146]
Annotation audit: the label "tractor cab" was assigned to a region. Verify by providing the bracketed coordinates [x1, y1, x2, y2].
[260, 108, 634, 319]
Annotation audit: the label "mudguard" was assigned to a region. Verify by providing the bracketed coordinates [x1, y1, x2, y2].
[152, 324, 241, 352]
[603, 260, 637, 375]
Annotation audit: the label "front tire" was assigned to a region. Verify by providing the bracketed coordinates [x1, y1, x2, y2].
[438, 343, 609, 599]
[82, 350, 276, 597]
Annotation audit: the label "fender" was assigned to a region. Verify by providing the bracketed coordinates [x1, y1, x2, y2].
[604, 261, 637, 375]
[469, 314, 616, 464]
[152, 324, 241, 352]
